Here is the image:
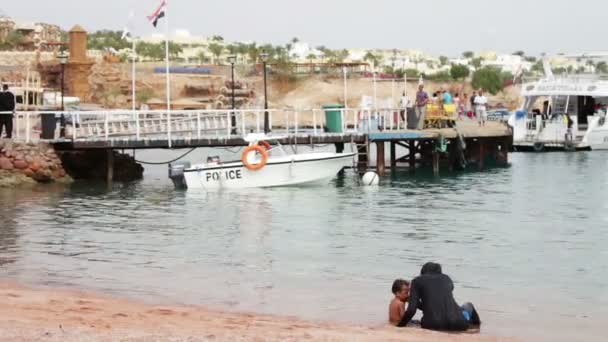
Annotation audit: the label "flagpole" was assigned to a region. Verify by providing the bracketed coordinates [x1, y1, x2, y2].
[343, 66, 348, 109]
[132, 36, 140, 139]
[372, 66, 378, 110]
[164, 1, 172, 147]
[132, 38, 136, 112]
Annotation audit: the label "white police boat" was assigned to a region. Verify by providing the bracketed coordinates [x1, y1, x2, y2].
[169, 135, 355, 190]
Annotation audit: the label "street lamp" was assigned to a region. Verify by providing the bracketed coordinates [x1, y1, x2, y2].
[260, 51, 270, 133]
[57, 50, 68, 138]
[227, 55, 237, 134]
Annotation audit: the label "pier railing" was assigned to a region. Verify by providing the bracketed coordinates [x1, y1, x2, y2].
[1, 107, 414, 144]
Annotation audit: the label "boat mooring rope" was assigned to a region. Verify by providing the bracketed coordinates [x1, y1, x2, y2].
[134, 148, 197, 165]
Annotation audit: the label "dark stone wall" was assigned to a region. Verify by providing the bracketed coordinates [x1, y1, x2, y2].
[59, 150, 143, 182]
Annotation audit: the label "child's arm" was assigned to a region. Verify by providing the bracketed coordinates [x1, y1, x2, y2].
[398, 302, 405, 319]
[389, 300, 405, 325]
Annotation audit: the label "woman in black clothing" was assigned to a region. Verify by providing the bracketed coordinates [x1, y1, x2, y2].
[397, 262, 480, 331]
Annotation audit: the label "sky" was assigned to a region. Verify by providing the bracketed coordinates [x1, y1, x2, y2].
[0, 0, 604, 56]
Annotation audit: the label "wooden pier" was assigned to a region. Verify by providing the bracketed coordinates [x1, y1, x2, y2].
[7, 108, 512, 181]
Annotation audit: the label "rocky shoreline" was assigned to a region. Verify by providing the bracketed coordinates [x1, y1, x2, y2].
[0, 140, 72, 187]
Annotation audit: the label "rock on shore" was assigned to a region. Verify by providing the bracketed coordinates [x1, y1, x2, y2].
[0, 140, 72, 187]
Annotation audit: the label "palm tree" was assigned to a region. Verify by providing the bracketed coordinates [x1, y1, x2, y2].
[285, 43, 293, 59]
[596, 61, 608, 74]
[247, 43, 259, 64]
[462, 51, 474, 59]
[227, 44, 238, 55]
[363, 51, 381, 69]
[168, 41, 183, 59]
[197, 51, 210, 64]
[331, 49, 349, 64]
[0, 30, 25, 51]
[275, 46, 288, 62]
[210, 35, 224, 42]
[315, 45, 328, 61]
[208, 43, 224, 65]
[586, 59, 596, 72]
[307, 53, 316, 74]
[236, 42, 248, 57]
[291, 37, 300, 44]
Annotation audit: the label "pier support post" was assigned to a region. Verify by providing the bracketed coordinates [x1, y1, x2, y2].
[478, 140, 485, 170]
[357, 144, 368, 173]
[390, 142, 396, 170]
[448, 141, 455, 172]
[376, 141, 385, 176]
[335, 142, 346, 176]
[409, 140, 416, 173]
[432, 150, 440, 176]
[106, 149, 114, 183]
[500, 137, 510, 165]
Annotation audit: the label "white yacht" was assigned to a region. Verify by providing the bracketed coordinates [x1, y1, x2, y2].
[510, 60, 608, 151]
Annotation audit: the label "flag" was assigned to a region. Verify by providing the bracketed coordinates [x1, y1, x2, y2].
[121, 11, 135, 40]
[147, 0, 167, 28]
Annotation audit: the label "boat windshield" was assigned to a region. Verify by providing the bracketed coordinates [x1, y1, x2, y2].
[523, 95, 608, 125]
[206, 140, 289, 165]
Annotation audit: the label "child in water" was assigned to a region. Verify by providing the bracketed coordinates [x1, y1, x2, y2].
[388, 279, 410, 325]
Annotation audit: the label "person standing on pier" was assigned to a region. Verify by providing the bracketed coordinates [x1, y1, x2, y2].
[469, 91, 477, 119]
[0, 84, 16, 139]
[415, 85, 429, 130]
[399, 91, 410, 128]
[474, 90, 488, 127]
[442, 89, 453, 105]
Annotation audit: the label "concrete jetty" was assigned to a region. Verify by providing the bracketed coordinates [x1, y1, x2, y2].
[3, 109, 512, 183]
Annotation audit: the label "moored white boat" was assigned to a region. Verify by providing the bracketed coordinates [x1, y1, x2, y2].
[169, 136, 355, 190]
[510, 57, 608, 151]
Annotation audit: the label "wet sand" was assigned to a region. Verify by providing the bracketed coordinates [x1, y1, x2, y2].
[0, 282, 513, 342]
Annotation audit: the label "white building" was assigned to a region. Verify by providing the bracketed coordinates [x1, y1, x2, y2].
[288, 42, 324, 62]
[483, 54, 532, 74]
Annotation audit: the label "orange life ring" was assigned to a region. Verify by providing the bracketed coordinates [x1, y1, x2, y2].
[241, 145, 269, 171]
[258, 140, 272, 150]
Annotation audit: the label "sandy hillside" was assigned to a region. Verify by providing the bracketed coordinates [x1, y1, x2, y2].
[103, 63, 522, 112]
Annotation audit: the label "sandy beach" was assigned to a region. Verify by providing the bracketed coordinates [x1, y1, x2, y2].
[0, 282, 514, 342]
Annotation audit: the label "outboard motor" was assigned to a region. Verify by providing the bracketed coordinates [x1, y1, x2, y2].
[168, 161, 191, 189]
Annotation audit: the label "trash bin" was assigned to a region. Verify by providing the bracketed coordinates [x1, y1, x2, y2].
[323, 104, 344, 133]
[407, 108, 418, 129]
[40, 113, 57, 139]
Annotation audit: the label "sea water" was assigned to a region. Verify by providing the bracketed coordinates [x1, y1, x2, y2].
[1, 150, 607, 341]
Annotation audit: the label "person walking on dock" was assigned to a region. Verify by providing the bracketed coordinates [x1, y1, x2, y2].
[0, 84, 16, 139]
[399, 91, 410, 128]
[474, 90, 488, 127]
[415, 85, 429, 130]
[469, 91, 477, 119]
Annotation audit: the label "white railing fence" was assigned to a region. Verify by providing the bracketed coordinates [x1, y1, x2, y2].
[0, 107, 413, 143]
